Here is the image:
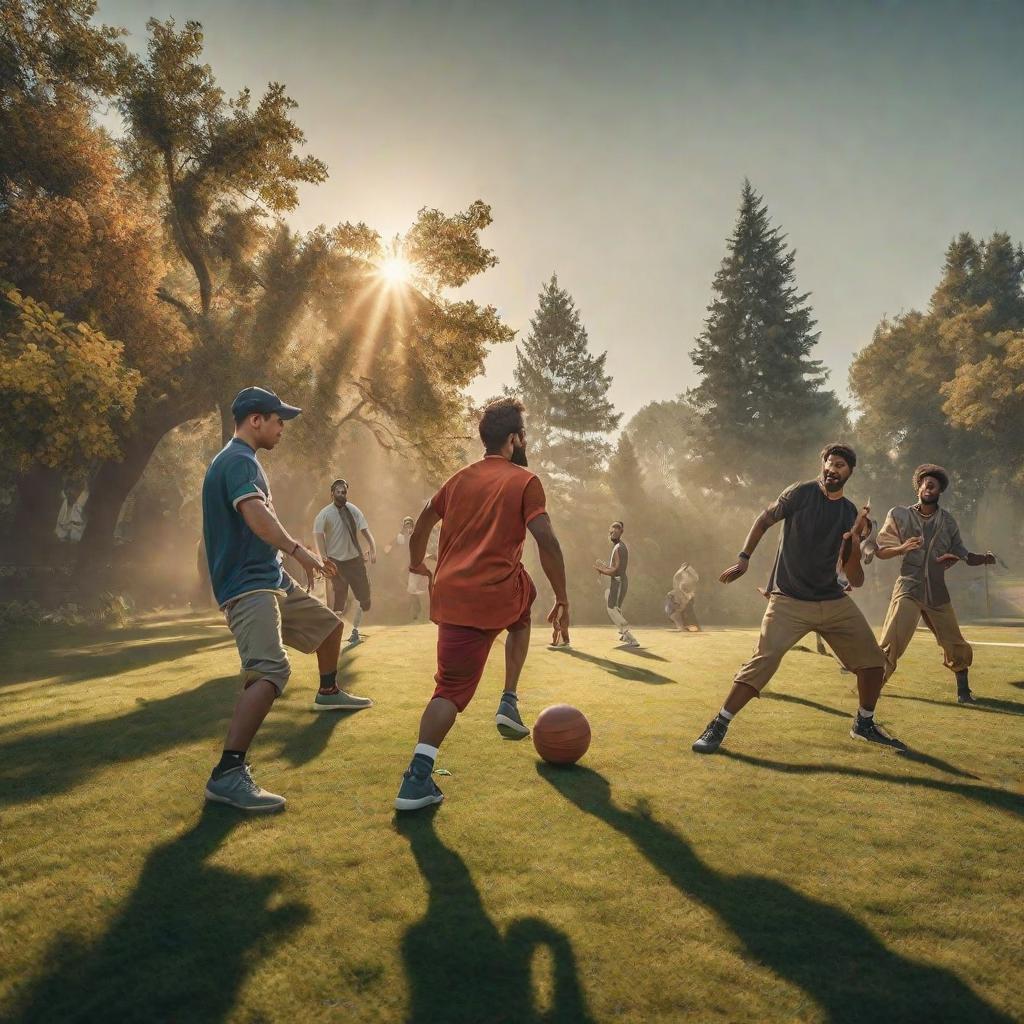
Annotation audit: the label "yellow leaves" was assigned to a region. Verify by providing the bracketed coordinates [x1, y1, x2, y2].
[0, 286, 141, 474]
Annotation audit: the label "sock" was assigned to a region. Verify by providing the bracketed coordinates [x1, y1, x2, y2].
[500, 690, 518, 705]
[718, 707, 734, 722]
[410, 743, 438, 777]
[858, 707, 874, 719]
[319, 669, 338, 692]
[955, 670, 970, 693]
[213, 749, 246, 779]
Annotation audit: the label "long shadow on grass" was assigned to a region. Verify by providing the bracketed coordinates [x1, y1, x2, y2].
[887, 693, 1024, 717]
[558, 648, 674, 685]
[0, 675, 238, 807]
[719, 751, 1021, 818]
[614, 647, 670, 663]
[395, 808, 594, 1023]
[538, 765, 1014, 1024]
[269, 708, 361, 768]
[9, 804, 308, 1023]
[763, 692, 850, 719]
[1, 632, 231, 688]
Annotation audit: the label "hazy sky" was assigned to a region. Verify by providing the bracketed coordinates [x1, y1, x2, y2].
[98, 0, 1024, 424]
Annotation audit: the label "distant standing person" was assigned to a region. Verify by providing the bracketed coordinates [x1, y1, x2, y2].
[393, 398, 570, 811]
[391, 515, 434, 621]
[594, 521, 639, 648]
[202, 388, 372, 813]
[691, 443, 903, 755]
[314, 479, 377, 645]
[875, 464, 996, 704]
[668, 561, 701, 631]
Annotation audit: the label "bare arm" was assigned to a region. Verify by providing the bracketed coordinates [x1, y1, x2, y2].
[361, 527, 377, 563]
[241, 498, 332, 589]
[529, 513, 571, 641]
[314, 531, 328, 561]
[409, 503, 441, 574]
[594, 548, 620, 576]
[720, 509, 775, 584]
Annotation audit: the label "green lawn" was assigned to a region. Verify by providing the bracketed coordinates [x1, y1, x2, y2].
[1, 616, 1022, 1023]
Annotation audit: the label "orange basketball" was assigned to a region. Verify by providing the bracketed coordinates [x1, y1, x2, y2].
[532, 704, 591, 765]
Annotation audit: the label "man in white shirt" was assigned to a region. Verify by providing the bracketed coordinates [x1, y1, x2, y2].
[313, 479, 377, 644]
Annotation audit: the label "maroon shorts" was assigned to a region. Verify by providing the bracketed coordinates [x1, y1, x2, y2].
[432, 585, 535, 712]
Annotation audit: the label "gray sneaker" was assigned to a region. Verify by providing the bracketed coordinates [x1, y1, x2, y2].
[495, 699, 530, 740]
[348, 629, 361, 645]
[394, 769, 444, 811]
[205, 764, 286, 812]
[314, 688, 374, 711]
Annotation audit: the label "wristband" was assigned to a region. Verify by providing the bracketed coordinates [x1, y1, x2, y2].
[290, 541, 300, 556]
[737, 552, 750, 561]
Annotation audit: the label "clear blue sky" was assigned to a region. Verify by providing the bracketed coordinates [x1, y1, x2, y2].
[98, 0, 1024, 423]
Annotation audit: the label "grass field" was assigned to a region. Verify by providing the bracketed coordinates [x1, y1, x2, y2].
[1, 615, 1022, 1023]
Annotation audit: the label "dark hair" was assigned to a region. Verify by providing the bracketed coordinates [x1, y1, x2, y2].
[913, 463, 949, 492]
[611, 520, 624, 530]
[233, 410, 267, 426]
[331, 479, 348, 490]
[819, 442, 857, 470]
[479, 397, 525, 452]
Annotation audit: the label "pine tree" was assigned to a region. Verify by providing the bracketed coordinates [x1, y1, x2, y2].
[608, 434, 645, 510]
[511, 274, 620, 485]
[689, 181, 844, 491]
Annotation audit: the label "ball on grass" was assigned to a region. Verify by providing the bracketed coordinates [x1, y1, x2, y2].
[532, 704, 591, 765]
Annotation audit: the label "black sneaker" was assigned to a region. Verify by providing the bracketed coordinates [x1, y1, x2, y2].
[692, 715, 729, 754]
[957, 689, 977, 705]
[849, 714, 907, 749]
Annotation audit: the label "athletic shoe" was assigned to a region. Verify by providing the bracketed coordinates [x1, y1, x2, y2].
[348, 629, 361, 645]
[957, 689, 977, 705]
[692, 715, 729, 754]
[205, 764, 285, 812]
[314, 688, 374, 711]
[394, 769, 444, 811]
[623, 635, 641, 648]
[495, 698, 530, 740]
[849, 714, 907, 749]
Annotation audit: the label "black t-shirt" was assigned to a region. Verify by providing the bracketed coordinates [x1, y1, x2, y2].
[765, 480, 857, 601]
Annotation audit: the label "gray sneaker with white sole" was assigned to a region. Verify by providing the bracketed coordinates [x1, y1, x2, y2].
[495, 698, 530, 740]
[205, 764, 286, 812]
[314, 688, 374, 711]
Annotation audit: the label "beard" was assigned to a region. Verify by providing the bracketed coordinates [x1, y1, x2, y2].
[822, 473, 844, 493]
[510, 444, 529, 467]
[920, 494, 939, 506]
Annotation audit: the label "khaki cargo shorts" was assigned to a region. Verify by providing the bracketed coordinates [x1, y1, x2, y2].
[735, 593, 885, 692]
[224, 587, 341, 695]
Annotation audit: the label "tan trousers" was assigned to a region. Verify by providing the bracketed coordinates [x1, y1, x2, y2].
[880, 594, 973, 681]
[735, 594, 885, 692]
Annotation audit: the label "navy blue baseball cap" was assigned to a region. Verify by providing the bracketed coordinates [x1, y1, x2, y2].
[231, 386, 302, 421]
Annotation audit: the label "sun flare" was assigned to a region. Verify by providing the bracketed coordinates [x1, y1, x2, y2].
[379, 255, 412, 285]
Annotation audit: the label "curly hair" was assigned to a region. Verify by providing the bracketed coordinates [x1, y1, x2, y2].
[479, 397, 525, 452]
[819, 442, 857, 470]
[913, 463, 949, 492]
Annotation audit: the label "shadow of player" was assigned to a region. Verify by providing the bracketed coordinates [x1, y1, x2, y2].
[395, 807, 594, 1023]
[538, 764, 1014, 1024]
[9, 804, 310, 1023]
[557, 648, 674, 685]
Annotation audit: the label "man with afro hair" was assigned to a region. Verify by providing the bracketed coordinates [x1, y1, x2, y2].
[875, 464, 997, 704]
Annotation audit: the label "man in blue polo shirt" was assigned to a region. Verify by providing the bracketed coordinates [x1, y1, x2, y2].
[202, 386, 374, 812]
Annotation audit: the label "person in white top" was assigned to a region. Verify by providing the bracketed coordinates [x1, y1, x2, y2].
[313, 479, 377, 644]
[389, 515, 435, 620]
[667, 561, 701, 631]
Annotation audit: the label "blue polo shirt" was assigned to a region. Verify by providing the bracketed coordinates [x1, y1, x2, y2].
[202, 438, 288, 607]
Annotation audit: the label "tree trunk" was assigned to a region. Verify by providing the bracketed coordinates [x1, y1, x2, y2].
[4, 464, 65, 562]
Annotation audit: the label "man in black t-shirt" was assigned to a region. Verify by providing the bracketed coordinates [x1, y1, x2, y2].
[692, 443, 904, 754]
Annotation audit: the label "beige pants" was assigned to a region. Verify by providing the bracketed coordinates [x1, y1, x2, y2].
[880, 594, 972, 681]
[735, 593, 885, 692]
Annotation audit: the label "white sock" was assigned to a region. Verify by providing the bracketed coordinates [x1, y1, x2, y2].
[413, 743, 439, 761]
[858, 707, 874, 719]
[719, 707, 735, 721]
[352, 606, 364, 629]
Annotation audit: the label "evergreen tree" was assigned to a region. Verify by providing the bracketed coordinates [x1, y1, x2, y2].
[608, 434, 645, 510]
[689, 181, 844, 492]
[511, 274, 620, 486]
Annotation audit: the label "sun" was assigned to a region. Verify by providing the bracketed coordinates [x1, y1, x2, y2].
[379, 255, 412, 285]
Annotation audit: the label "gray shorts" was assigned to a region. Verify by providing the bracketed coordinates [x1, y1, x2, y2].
[224, 587, 341, 695]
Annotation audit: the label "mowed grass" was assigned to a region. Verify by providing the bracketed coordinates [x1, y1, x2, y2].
[1, 616, 1022, 1023]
